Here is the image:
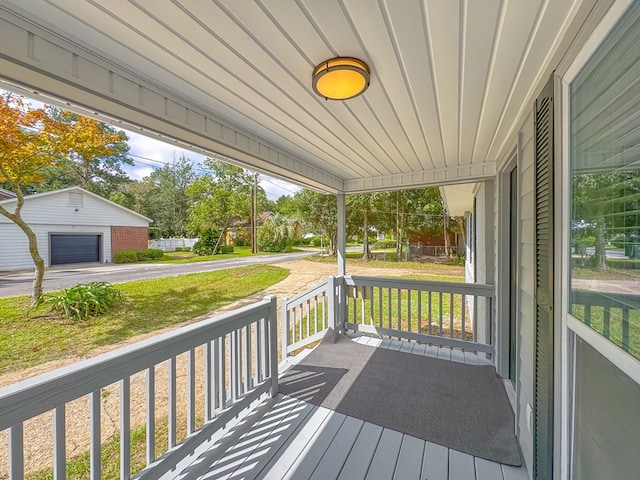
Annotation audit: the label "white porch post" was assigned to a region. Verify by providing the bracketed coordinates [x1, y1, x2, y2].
[337, 193, 346, 276]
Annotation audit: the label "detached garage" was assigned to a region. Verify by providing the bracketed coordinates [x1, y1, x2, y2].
[0, 186, 151, 271]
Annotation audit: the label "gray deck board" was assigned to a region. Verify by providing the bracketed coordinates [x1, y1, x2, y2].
[449, 450, 476, 480]
[393, 435, 425, 479]
[182, 335, 527, 480]
[337, 422, 384, 480]
[309, 416, 364, 479]
[476, 457, 505, 480]
[422, 442, 449, 480]
[364, 428, 403, 480]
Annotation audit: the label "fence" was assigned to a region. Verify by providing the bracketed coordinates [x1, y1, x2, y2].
[148, 238, 198, 252]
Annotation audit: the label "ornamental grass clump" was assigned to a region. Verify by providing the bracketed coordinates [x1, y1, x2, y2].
[35, 281, 124, 321]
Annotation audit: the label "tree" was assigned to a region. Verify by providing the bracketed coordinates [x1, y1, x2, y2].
[144, 155, 195, 237]
[187, 159, 266, 242]
[35, 111, 132, 197]
[258, 212, 294, 252]
[295, 189, 338, 255]
[0, 94, 122, 302]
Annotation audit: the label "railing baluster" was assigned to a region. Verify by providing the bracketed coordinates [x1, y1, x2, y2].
[387, 287, 392, 332]
[461, 294, 466, 343]
[473, 295, 478, 342]
[9, 424, 24, 479]
[146, 367, 155, 464]
[623, 306, 630, 352]
[378, 287, 383, 327]
[54, 405, 66, 480]
[428, 291, 433, 336]
[255, 318, 262, 384]
[90, 390, 101, 480]
[121, 376, 130, 480]
[306, 299, 311, 338]
[603, 307, 610, 340]
[244, 324, 252, 392]
[168, 357, 177, 448]
[585, 304, 592, 326]
[407, 289, 412, 334]
[449, 293, 454, 344]
[187, 349, 196, 434]
[439, 291, 444, 337]
[397, 288, 402, 333]
[417, 290, 422, 335]
[231, 331, 239, 402]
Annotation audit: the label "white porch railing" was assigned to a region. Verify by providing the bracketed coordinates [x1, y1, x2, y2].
[0, 296, 278, 480]
[282, 276, 495, 358]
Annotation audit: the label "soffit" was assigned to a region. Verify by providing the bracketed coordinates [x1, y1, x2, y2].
[0, 0, 584, 193]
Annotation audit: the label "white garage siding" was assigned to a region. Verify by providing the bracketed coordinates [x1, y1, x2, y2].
[0, 187, 149, 271]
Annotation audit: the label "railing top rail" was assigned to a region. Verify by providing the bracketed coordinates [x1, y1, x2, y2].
[0, 296, 275, 431]
[572, 289, 640, 309]
[343, 275, 494, 297]
[284, 279, 329, 307]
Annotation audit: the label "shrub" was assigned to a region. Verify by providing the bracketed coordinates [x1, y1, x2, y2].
[193, 229, 220, 256]
[372, 240, 396, 249]
[219, 245, 234, 254]
[174, 246, 192, 252]
[136, 248, 164, 261]
[35, 282, 123, 321]
[114, 250, 138, 263]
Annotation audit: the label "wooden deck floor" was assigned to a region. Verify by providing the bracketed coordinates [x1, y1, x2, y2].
[176, 336, 528, 480]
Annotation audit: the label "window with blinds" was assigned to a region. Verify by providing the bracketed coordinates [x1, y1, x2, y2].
[569, 2, 640, 360]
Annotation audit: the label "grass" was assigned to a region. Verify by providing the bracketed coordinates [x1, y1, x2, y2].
[0, 265, 289, 375]
[307, 251, 466, 276]
[146, 246, 255, 264]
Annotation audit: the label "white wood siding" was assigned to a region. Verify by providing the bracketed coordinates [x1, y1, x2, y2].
[516, 109, 535, 476]
[0, 191, 148, 227]
[0, 189, 146, 270]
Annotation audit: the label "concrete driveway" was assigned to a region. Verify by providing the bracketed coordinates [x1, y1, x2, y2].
[0, 251, 313, 298]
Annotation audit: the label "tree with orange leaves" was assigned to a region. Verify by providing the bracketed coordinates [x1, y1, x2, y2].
[0, 93, 123, 302]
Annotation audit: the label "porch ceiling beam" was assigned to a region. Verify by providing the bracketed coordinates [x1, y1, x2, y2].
[343, 163, 495, 194]
[0, 9, 344, 194]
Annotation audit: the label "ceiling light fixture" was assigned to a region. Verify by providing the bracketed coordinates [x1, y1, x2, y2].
[312, 57, 370, 100]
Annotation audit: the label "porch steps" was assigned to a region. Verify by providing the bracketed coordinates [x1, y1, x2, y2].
[175, 335, 527, 480]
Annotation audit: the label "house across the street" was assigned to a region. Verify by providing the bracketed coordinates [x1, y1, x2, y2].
[0, 186, 151, 270]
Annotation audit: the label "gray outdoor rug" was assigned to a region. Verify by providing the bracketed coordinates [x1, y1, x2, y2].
[279, 329, 522, 466]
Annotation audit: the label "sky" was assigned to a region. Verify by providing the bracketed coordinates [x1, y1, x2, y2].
[123, 130, 301, 202]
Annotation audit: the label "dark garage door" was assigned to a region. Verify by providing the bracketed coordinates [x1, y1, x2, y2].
[50, 234, 100, 266]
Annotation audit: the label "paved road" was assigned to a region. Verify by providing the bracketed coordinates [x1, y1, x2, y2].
[0, 252, 313, 298]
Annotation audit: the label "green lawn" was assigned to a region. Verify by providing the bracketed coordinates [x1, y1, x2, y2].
[0, 265, 289, 375]
[146, 246, 255, 264]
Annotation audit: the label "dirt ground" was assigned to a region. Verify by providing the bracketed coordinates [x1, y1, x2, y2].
[0, 258, 463, 477]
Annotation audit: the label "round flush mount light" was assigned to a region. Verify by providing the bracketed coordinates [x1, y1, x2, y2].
[312, 57, 370, 100]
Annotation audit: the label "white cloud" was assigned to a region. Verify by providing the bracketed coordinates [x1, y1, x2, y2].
[123, 129, 301, 199]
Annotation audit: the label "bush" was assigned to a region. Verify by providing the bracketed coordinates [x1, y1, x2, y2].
[35, 281, 123, 321]
[136, 248, 164, 261]
[219, 245, 234, 254]
[193, 229, 220, 256]
[174, 246, 192, 252]
[372, 240, 396, 249]
[113, 250, 138, 263]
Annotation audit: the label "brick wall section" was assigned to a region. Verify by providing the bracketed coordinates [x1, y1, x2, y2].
[111, 226, 149, 256]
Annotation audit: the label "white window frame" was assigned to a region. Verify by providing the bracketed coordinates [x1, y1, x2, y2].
[560, 1, 640, 478]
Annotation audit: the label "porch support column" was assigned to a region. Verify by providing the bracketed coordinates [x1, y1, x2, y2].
[337, 193, 346, 276]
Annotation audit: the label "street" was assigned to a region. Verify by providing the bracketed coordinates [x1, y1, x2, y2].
[0, 251, 314, 298]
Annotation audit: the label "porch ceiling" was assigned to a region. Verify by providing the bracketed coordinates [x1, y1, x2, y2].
[0, 0, 584, 193]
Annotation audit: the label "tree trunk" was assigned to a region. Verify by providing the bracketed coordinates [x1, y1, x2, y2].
[457, 217, 466, 254]
[0, 199, 45, 303]
[443, 216, 451, 259]
[594, 216, 607, 271]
